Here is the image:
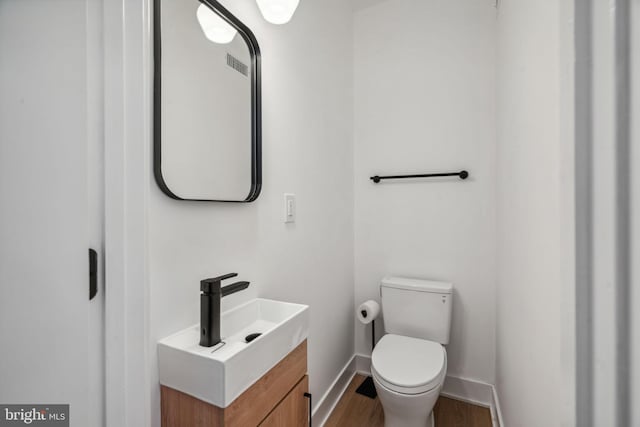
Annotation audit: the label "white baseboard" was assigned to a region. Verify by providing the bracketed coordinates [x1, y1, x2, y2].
[354, 352, 371, 375]
[353, 354, 503, 427]
[441, 375, 493, 408]
[312, 355, 357, 427]
[490, 384, 504, 427]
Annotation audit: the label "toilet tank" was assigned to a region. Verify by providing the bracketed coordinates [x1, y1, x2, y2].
[380, 276, 453, 344]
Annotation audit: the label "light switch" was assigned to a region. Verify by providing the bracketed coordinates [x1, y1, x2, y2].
[284, 193, 296, 223]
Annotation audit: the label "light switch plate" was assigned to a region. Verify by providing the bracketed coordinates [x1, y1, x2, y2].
[284, 193, 295, 223]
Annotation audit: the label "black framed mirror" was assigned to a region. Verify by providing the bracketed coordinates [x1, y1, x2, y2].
[153, 0, 261, 202]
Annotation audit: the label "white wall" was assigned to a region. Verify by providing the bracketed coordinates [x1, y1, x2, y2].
[148, 0, 354, 424]
[495, 0, 575, 425]
[353, 0, 497, 385]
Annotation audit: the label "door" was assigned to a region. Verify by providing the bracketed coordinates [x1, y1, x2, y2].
[0, 0, 102, 425]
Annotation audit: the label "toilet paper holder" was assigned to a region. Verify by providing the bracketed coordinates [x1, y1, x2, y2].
[357, 304, 379, 399]
[360, 309, 376, 351]
[357, 300, 380, 349]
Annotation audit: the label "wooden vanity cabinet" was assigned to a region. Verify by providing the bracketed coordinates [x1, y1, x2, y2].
[161, 340, 310, 427]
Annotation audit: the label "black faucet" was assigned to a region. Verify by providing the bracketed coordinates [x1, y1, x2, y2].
[199, 273, 250, 347]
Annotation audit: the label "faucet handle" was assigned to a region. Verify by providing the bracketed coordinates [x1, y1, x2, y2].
[201, 273, 238, 293]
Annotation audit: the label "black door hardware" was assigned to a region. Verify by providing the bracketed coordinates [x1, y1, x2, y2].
[89, 248, 98, 300]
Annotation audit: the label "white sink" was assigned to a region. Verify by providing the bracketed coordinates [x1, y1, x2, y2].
[158, 298, 309, 408]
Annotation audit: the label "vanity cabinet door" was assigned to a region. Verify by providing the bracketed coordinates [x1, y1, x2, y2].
[259, 376, 309, 427]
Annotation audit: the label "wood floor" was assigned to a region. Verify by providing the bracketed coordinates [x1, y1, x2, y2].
[324, 374, 492, 427]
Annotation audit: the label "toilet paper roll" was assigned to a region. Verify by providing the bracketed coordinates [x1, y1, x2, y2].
[357, 300, 380, 325]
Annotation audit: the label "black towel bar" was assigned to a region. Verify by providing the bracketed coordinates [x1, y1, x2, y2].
[370, 170, 469, 183]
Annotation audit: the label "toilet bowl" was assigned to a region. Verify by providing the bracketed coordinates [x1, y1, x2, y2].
[371, 334, 447, 427]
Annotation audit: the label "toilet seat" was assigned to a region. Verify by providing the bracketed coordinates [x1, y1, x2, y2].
[371, 334, 446, 395]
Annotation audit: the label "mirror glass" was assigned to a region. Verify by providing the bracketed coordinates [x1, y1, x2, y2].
[154, 0, 261, 202]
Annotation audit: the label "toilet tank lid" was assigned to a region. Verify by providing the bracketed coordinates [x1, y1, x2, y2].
[381, 276, 453, 294]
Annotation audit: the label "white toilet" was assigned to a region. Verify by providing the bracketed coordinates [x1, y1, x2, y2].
[371, 276, 453, 427]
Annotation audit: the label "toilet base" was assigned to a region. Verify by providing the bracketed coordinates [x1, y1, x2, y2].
[373, 373, 441, 427]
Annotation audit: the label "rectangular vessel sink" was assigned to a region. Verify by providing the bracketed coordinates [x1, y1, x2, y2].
[158, 298, 309, 408]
